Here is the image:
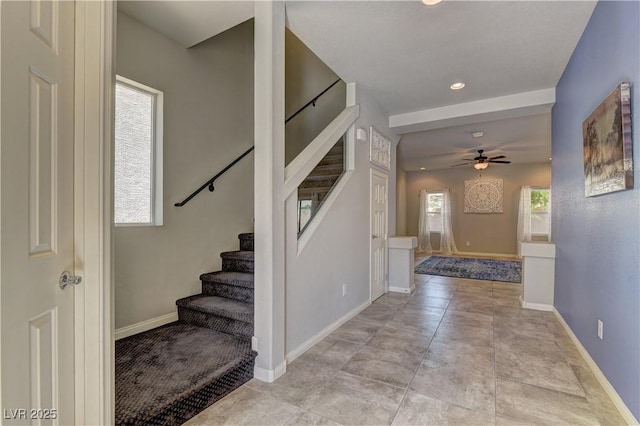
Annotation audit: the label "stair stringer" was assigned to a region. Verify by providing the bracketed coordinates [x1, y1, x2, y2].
[284, 102, 359, 253]
[284, 104, 359, 197]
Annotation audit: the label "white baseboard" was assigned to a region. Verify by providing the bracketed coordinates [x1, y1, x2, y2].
[553, 308, 639, 425]
[254, 361, 287, 383]
[455, 250, 519, 259]
[115, 311, 178, 340]
[389, 286, 413, 294]
[285, 300, 370, 363]
[519, 296, 553, 312]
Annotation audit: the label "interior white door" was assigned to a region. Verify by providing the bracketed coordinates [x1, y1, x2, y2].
[1, 1, 76, 423]
[370, 170, 388, 301]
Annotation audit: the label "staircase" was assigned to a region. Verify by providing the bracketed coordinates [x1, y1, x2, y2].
[298, 137, 344, 205]
[176, 232, 255, 340]
[297, 138, 345, 233]
[115, 233, 257, 426]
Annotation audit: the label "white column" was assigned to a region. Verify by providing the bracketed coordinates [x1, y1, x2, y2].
[253, 1, 286, 382]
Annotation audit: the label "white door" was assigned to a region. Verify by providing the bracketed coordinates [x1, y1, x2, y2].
[370, 170, 388, 301]
[1, 1, 76, 423]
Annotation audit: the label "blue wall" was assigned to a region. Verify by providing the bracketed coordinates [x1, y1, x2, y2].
[552, 1, 639, 419]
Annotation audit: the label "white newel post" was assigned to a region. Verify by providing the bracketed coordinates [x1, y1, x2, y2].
[253, 1, 287, 382]
[388, 237, 418, 294]
[518, 241, 556, 311]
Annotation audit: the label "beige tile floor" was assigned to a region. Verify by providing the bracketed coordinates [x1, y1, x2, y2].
[185, 274, 626, 425]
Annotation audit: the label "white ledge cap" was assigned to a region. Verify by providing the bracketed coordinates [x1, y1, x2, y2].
[518, 241, 556, 258]
[389, 237, 418, 249]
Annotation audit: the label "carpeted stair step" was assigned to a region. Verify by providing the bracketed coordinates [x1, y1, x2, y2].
[238, 233, 254, 251]
[303, 172, 342, 182]
[299, 177, 340, 188]
[200, 271, 254, 303]
[318, 153, 344, 166]
[115, 322, 256, 426]
[298, 186, 332, 197]
[221, 250, 254, 273]
[176, 294, 253, 339]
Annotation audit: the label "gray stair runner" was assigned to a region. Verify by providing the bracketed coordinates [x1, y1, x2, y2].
[115, 232, 256, 426]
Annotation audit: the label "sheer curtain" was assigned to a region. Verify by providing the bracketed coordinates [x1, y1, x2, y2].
[417, 190, 432, 253]
[547, 187, 552, 242]
[440, 189, 458, 254]
[517, 186, 532, 242]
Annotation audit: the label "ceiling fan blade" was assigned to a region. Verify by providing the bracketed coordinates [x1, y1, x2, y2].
[450, 162, 472, 167]
[489, 155, 506, 160]
[489, 160, 511, 164]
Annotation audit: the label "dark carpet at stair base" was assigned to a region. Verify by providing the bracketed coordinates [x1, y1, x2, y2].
[116, 232, 256, 425]
[415, 255, 522, 283]
[115, 322, 256, 426]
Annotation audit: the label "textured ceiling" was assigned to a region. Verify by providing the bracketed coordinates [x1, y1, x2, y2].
[116, 0, 596, 172]
[117, 1, 254, 47]
[398, 113, 552, 172]
[286, 1, 595, 115]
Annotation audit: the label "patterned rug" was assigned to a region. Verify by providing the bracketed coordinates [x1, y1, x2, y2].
[415, 255, 522, 283]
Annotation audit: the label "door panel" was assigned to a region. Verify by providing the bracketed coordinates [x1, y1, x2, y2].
[370, 171, 388, 301]
[1, 1, 76, 424]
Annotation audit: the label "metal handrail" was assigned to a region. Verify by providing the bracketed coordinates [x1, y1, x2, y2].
[174, 78, 342, 207]
[285, 78, 341, 124]
[174, 146, 254, 207]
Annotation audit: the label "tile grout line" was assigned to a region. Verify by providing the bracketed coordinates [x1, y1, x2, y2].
[388, 274, 454, 425]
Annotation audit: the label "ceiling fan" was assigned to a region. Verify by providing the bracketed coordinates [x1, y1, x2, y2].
[451, 149, 511, 170]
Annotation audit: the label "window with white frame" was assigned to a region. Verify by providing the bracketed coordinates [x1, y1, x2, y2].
[114, 76, 163, 226]
[530, 188, 550, 237]
[426, 192, 443, 233]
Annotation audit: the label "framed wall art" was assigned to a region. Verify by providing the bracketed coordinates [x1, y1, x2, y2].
[464, 179, 504, 214]
[369, 126, 391, 171]
[583, 82, 634, 197]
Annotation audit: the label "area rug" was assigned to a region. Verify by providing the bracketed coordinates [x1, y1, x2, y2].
[415, 255, 521, 283]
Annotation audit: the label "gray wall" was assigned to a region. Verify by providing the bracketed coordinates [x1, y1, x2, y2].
[114, 13, 254, 329]
[284, 29, 346, 164]
[552, 0, 640, 418]
[286, 86, 399, 353]
[405, 163, 551, 255]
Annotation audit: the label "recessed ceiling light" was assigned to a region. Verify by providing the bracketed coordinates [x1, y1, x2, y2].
[549, 157, 552, 161]
[450, 82, 465, 90]
[422, 0, 442, 5]
[419, 167, 426, 170]
[471, 131, 484, 138]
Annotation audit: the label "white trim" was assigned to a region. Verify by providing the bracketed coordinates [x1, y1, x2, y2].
[553, 308, 639, 425]
[284, 105, 359, 198]
[345, 83, 356, 170]
[253, 361, 287, 383]
[370, 168, 389, 302]
[253, 0, 286, 383]
[296, 170, 354, 255]
[286, 300, 370, 364]
[389, 286, 413, 294]
[114, 75, 164, 227]
[73, 2, 114, 425]
[519, 296, 553, 312]
[454, 251, 520, 259]
[114, 312, 178, 340]
[389, 88, 555, 134]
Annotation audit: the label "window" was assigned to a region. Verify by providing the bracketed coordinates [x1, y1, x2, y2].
[114, 76, 163, 226]
[426, 192, 443, 233]
[297, 199, 314, 234]
[530, 188, 550, 237]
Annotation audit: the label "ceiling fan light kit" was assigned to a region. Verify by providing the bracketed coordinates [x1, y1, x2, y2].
[451, 149, 512, 169]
